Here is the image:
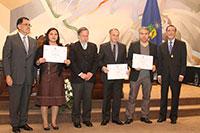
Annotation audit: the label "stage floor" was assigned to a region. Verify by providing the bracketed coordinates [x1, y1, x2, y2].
[0, 84, 199, 132]
[0, 116, 199, 133]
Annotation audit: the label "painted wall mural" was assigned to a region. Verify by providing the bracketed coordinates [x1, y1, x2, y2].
[0, 0, 199, 66]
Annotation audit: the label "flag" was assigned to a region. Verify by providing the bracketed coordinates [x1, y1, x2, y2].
[142, 0, 162, 45]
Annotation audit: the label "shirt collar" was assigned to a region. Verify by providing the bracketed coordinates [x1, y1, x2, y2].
[18, 32, 28, 40]
[110, 41, 118, 46]
[168, 38, 175, 44]
[80, 41, 87, 45]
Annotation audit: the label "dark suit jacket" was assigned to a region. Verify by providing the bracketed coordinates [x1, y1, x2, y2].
[98, 42, 127, 82]
[128, 41, 158, 81]
[157, 39, 187, 81]
[3, 33, 37, 85]
[69, 41, 98, 83]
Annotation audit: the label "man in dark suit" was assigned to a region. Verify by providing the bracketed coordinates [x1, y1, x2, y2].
[2, 17, 37, 133]
[70, 27, 98, 128]
[99, 28, 127, 126]
[157, 25, 187, 124]
[124, 27, 157, 124]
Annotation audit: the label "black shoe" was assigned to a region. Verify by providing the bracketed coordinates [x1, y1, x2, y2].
[140, 117, 152, 124]
[157, 118, 166, 123]
[73, 122, 81, 128]
[112, 120, 124, 125]
[124, 119, 133, 124]
[19, 124, 33, 131]
[170, 119, 177, 124]
[51, 124, 59, 130]
[12, 127, 20, 133]
[83, 121, 93, 127]
[100, 120, 109, 126]
[43, 127, 50, 131]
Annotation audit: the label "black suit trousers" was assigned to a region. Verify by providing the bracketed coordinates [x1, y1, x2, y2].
[159, 75, 181, 120]
[102, 80, 123, 121]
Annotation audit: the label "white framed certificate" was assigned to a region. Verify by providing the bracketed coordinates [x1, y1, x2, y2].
[132, 54, 153, 70]
[43, 45, 67, 63]
[107, 64, 128, 80]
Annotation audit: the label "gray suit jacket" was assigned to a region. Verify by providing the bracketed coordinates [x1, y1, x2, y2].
[3, 33, 37, 85]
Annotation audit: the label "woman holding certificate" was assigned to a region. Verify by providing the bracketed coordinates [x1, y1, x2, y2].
[35, 28, 70, 130]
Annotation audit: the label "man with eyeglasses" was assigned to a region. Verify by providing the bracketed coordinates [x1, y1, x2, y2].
[2, 17, 37, 133]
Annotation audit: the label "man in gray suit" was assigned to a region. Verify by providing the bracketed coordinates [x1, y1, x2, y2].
[2, 17, 37, 133]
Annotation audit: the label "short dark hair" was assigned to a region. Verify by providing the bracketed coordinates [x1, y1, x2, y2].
[109, 28, 119, 34]
[166, 24, 177, 31]
[16, 17, 30, 28]
[77, 27, 89, 35]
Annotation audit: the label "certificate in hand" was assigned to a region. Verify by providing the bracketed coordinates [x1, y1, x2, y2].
[107, 64, 128, 80]
[132, 54, 153, 70]
[43, 45, 67, 63]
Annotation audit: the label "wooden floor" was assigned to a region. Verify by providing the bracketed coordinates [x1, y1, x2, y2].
[0, 116, 199, 133]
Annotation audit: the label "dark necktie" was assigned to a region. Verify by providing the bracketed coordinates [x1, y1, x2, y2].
[169, 41, 173, 54]
[113, 44, 116, 61]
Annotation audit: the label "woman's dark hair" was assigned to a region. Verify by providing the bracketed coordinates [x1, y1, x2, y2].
[45, 27, 61, 46]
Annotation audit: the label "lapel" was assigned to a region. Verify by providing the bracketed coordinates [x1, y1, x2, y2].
[171, 39, 178, 55]
[78, 41, 89, 50]
[164, 39, 177, 56]
[27, 36, 35, 57]
[16, 33, 27, 54]
[163, 41, 170, 55]
[149, 43, 153, 56]
[16, 33, 35, 57]
[136, 41, 141, 54]
[107, 42, 115, 61]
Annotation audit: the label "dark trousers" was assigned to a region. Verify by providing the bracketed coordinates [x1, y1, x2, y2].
[8, 84, 32, 127]
[71, 82, 93, 123]
[159, 75, 181, 120]
[102, 80, 123, 121]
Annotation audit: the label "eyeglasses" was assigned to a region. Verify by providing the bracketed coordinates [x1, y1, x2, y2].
[21, 23, 32, 27]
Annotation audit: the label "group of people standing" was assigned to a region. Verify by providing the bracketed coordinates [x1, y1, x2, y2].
[2, 17, 186, 133]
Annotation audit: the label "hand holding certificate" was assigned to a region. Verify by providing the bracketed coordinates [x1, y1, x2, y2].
[107, 64, 128, 80]
[43, 45, 67, 63]
[132, 54, 153, 70]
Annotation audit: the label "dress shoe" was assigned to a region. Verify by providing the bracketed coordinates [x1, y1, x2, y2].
[51, 124, 59, 130]
[140, 117, 152, 124]
[12, 127, 20, 133]
[83, 121, 93, 127]
[19, 124, 33, 131]
[124, 119, 133, 124]
[73, 122, 81, 128]
[112, 120, 124, 125]
[157, 118, 166, 123]
[43, 127, 50, 131]
[100, 120, 109, 126]
[171, 119, 177, 124]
